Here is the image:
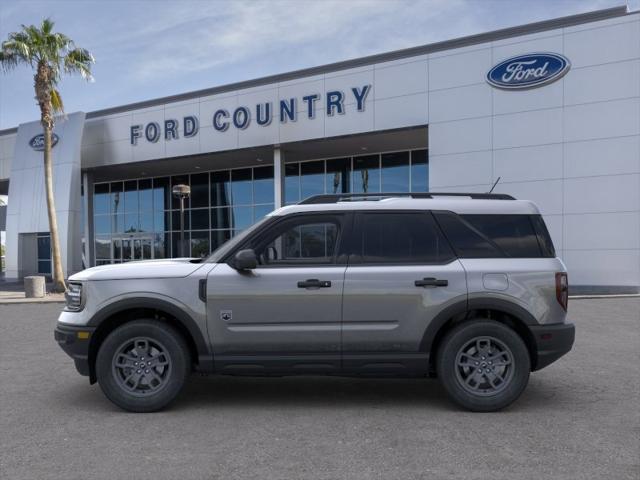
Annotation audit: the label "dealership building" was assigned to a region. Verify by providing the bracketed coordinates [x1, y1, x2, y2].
[0, 6, 638, 293]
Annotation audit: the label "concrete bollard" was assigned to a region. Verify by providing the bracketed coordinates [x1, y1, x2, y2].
[24, 276, 46, 298]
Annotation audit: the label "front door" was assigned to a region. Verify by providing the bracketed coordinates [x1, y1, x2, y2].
[341, 211, 467, 373]
[207, 213, 349, 373]
[115, 236, 153, 262]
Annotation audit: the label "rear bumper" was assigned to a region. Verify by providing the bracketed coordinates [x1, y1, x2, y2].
[54, 323, 95, 377]
[530, 322, 575, 371]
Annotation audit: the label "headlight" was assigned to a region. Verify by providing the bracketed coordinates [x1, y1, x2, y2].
[65, 282, 83, 311]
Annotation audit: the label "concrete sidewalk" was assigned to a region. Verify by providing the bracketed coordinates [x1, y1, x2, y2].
[0, 281, 65, 303]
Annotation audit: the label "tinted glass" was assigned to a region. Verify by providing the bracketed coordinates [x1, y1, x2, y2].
[232, 206, 253, 230]
[37, 235, 50, 259]
[411, 149, 428, 192]
[462, 214, 544, 258]
[300, 161, 325, 200]
[38, 260, 51, 274]
[211, 207, 232, 229]
[190, 231, 210, 258]
[171, 210, 190, 231]
[111, 182, 123, 217]
[284, 163, 300, 204]
[326, 158, 350, 194]
[259, 220, 339, 265]
[124, 180, 138, 213]
[254, 204, 274, 222]
[153, 177, 171, 210]
[356, 212, 454, 264]
[210, 171, 231, 207]
[139, 212, 153, 232]
[381, 152, 410, 192]
[531, 215, 556, 257]
[253, 166, 274, 204]
[138, 179, 153, 211]
[211, 230, 232, 250]
[94, 184, 110, 215]
[190, 208, 210, 230]
[352, 155, 380, 193]
[171, 175, 190, 209]
[434, 212, 502, 258]
[190, 173, 209, 208]
[231, 169, 252, 205]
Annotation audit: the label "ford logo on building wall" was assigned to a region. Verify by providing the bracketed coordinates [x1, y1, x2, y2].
[487, 53, 570, 90]
[29, 133, 59, 151]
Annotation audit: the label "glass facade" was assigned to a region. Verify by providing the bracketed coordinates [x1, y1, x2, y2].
[92, 149, 427, 264]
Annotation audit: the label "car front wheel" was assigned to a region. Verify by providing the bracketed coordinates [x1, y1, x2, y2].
[436, 319, 530, 412]
[96, 320, 190, 412]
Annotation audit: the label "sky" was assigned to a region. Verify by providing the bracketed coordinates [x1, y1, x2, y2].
[0, 0, 636, 130]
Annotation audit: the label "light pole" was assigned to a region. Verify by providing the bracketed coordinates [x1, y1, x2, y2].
[172, 184, 191, 257]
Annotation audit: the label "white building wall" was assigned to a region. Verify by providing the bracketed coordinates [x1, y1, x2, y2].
[428, 13, 640, 290]
[0, 133, 16, 181]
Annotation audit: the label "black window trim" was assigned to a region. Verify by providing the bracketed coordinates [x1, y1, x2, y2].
[348, 210, 458, 267]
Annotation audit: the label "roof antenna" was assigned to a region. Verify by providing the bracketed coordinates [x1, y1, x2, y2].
[488, 176, 501, 193]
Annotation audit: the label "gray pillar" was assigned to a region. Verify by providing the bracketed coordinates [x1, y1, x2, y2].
[82, 172, 94, 268]
[273, 147, 285, 208]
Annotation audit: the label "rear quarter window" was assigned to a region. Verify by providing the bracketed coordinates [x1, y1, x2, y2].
[434, 212, 555, 258]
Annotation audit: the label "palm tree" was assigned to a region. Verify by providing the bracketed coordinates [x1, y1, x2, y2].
[0, 19, 94, 292]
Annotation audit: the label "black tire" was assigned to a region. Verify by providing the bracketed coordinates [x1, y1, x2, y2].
[96, 320, 190, 412]
[436, 319, 530, 412]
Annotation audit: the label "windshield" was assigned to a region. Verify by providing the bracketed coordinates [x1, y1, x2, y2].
[203, 216, 272, 263]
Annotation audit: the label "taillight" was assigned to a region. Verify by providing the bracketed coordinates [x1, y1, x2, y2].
[555, 272, 568, 311]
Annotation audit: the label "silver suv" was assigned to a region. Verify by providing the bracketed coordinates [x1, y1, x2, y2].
[55, 193, 574, 412]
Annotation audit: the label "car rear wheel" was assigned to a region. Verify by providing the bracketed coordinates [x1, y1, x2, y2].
[436, 319, 530, 412]
[96, 320, 190, 412]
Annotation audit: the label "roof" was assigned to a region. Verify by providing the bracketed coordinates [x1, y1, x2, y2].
[0, 5, 632, 136]
[272, 196, 541, 216]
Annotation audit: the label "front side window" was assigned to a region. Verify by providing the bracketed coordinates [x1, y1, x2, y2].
[252, 216, 341, 266]
[353, 212, 454, 264]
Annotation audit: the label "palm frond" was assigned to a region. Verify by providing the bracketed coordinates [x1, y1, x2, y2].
[64, 47, 94, 81]
[50, 88, 64, 114]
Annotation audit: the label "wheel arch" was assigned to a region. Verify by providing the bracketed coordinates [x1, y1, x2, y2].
[423, 297, 539, 374]
[87, 298, 213, 383]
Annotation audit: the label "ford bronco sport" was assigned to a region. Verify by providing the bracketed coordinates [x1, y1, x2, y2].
[55, 192, 575, 412]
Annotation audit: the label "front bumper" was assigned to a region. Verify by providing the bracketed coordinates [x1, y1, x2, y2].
[530, 322, 575, 371]
[54, 323, 96, 377]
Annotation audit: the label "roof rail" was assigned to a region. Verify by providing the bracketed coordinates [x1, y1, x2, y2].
[298, 192, 516, 204]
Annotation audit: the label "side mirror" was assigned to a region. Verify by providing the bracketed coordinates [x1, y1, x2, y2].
[232, 249, 257, 271]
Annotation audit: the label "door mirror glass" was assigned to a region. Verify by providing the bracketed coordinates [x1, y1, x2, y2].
[233, 249, 257, 271]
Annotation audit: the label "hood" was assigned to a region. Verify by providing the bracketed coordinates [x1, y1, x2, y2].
[69, 258, 206, 281]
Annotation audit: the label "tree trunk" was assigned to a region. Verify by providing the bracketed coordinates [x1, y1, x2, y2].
[35, 63, 66, 292]
[43, 123, 66, 292]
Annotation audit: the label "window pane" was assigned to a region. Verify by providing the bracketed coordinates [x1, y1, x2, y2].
[111, 182, 123, 217]
[462, 214, 543, 258]
[112, 213, 124, 234]
[112, 238, 122, 261]
[138, 179, 153, 211]
[154, 233, 169, 259]
[171, 210, 190, 231]
[171, 175, 190, 209]
[434, 212, 502, 258]
[94, 215, 111, 235]
[326, 158, 350, 194]
[231, 168, 252, 205]
[352, 155, 380, 193]
[358, 213, 454, 264]
[172, 232, 189, 257]
[211, 207, 232, 229]
[300, 161, 325, 201]
[154, 211, 168, 232]
[124, 212, 139, 233]
[254, 204, 274, 222]
[381, 152, 409, 192]
[411, 149, 429, 192]
[232, 206, 253, 230]
[37, 235, 50, 259]
[153, 177, 171, 210]
[259, 220, 338, 265]
[253, 166, 274, 204]
[190, 173, 209, 208]
[94, 184, 110, 215]
[124, 180, 138, 213]
[284, 163, 300, 204]
[211, 171, 231, 207]
[190, 231, 210, 258]
[95, 236, 111, 259]
[191, 208, 210, 230]
[211, 230, 232, 251]
[139, 212, 153, 232]
[531, 215, 556, 257]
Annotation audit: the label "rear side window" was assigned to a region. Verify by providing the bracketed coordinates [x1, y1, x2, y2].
[434, 212, 555, 258]
[353, 212, 455, 264]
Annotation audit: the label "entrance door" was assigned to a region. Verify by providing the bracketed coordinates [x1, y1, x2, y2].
[115, 236, 153, 262]
[206, 213, 349, 373]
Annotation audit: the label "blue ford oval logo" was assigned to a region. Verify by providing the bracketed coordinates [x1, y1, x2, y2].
[29, 133, 59, 151]
[487, 53, 570, 90]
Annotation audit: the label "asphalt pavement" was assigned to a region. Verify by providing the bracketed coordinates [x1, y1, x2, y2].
[0, 299, 638, 480]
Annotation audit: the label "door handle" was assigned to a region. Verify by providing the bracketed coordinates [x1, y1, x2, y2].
[297, 279, 332, 289]
[415, 277, 448, 287]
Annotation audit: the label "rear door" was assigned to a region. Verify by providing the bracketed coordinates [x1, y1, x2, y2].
[341, 211, 467, 373]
